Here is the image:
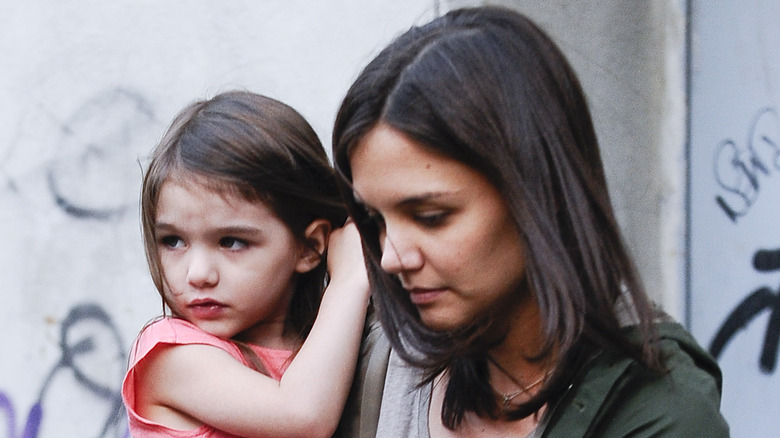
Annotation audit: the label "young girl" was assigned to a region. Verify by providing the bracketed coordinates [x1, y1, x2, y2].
[122, 91, 370, 437]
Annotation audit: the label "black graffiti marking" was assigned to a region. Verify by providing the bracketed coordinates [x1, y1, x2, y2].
[714, 107, 780, 222]
[0, 303, 129, 437]
[46, 87, 156, 221]
[754, 248, 780, 272]
[49, 303, 128, 437]
[709, 248, 780, 373]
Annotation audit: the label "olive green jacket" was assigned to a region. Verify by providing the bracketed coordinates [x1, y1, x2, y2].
[334, 320, 729, 437]
[540, 322, 729, 437]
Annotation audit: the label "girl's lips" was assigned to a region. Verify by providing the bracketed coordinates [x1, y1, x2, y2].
[408, 288, 444, 306]
[188, 299, 227, 319]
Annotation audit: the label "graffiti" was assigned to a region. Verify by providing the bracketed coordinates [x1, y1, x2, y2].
[0, 393, 39, 438]
[0, 86, 159, 436]
[714, 107, 780, 222]
[0, 304, 128, 438]
[709, 248, 780, 373]
[46, 87, 157, 221]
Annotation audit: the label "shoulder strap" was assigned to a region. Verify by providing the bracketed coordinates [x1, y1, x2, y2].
[334, 308, 391, 438]
[359, 320, 391, 437]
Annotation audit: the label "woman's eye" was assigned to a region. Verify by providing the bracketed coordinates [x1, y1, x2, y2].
[414, 211, 449, 227]
[220, 237, 248, 250]
[160, 235, 184, 249]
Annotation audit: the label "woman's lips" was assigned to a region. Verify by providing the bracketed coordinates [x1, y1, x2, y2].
[408, 288, 445, 306]
[188, 299, 227, 319]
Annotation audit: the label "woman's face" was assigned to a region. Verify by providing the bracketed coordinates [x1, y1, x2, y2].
[350, 124, 528, 331]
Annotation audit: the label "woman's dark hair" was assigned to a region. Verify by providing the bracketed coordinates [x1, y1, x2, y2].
[332, 6, 663, 428]
[141, 90, 346, 340]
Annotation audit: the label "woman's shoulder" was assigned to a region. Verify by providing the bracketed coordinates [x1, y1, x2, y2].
[543, 321, 729, 437]
[604, 322, 728, 436]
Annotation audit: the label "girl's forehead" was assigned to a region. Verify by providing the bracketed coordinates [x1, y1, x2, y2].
[155, 179, 266, 223]
[163, 172, 253, 202]
[155, 178, 282, 228]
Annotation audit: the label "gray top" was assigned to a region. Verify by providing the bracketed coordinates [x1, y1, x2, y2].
[375, 351, 431, 437]
[375, 351, 546, 438]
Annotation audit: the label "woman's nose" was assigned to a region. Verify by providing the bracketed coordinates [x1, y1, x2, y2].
[380, 232, 423, 274]
[186, 250, 219, 288]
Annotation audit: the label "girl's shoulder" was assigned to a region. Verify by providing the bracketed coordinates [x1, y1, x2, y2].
[123, 318, 247, 438]
[140, 317, 212, 339]
[130, 317, 239, 367]
[130, 318, 294, 379]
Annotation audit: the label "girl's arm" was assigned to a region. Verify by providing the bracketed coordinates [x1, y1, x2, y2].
[135, 222, 370, 438]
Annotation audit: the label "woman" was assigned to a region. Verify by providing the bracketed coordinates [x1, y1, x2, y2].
[332, 6, 728, 438]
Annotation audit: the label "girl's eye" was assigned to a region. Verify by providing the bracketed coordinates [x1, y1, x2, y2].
[220, 237, 248, 250]
[160, 235, 184, 249]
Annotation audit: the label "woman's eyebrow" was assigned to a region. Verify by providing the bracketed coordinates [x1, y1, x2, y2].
[397, 191, 457, 207]
[354, 190, 459, 209]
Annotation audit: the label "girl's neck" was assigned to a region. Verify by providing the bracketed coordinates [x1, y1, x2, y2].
[234, 320, 302, 351]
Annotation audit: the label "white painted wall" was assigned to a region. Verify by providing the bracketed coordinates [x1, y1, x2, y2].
[689, 1, 780, 435]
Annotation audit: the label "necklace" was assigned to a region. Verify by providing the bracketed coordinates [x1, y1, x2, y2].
[487, 356, 549, 410]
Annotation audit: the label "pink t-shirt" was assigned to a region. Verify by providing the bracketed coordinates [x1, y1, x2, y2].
[122, 317, 293, 437]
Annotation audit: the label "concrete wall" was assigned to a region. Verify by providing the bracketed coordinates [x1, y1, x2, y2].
[489, 0, 689, 319]
[0, 1, 690, 436]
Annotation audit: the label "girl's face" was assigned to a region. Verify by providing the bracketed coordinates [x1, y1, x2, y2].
[350, 124, 528, 331]
[154, 178, 310, 344]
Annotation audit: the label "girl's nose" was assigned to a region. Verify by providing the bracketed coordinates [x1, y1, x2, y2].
[380, 232, 423, 274]
[186, 250, 219, 288]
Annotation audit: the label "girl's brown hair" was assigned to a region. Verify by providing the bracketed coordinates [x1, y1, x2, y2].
[141, 90, 346, 340]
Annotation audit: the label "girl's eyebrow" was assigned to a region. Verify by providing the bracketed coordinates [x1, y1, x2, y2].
[153, 222, 264, 236]
[212, 226, 265, 235]
[153, 222, 177, 232]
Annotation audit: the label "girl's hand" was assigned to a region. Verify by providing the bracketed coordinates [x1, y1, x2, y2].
[326, 220, 369, 292]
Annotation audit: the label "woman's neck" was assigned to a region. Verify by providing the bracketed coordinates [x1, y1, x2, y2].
[429, 291, 552, 437]
[485, 292, 552, 401]
[429, 371, 545, 438]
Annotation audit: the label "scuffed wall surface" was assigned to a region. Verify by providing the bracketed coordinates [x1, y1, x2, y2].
[487, 0, 688, 316]
[0, 2, 438, 435]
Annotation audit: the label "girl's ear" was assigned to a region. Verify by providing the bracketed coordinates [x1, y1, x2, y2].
[295, 219, 331, 273]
